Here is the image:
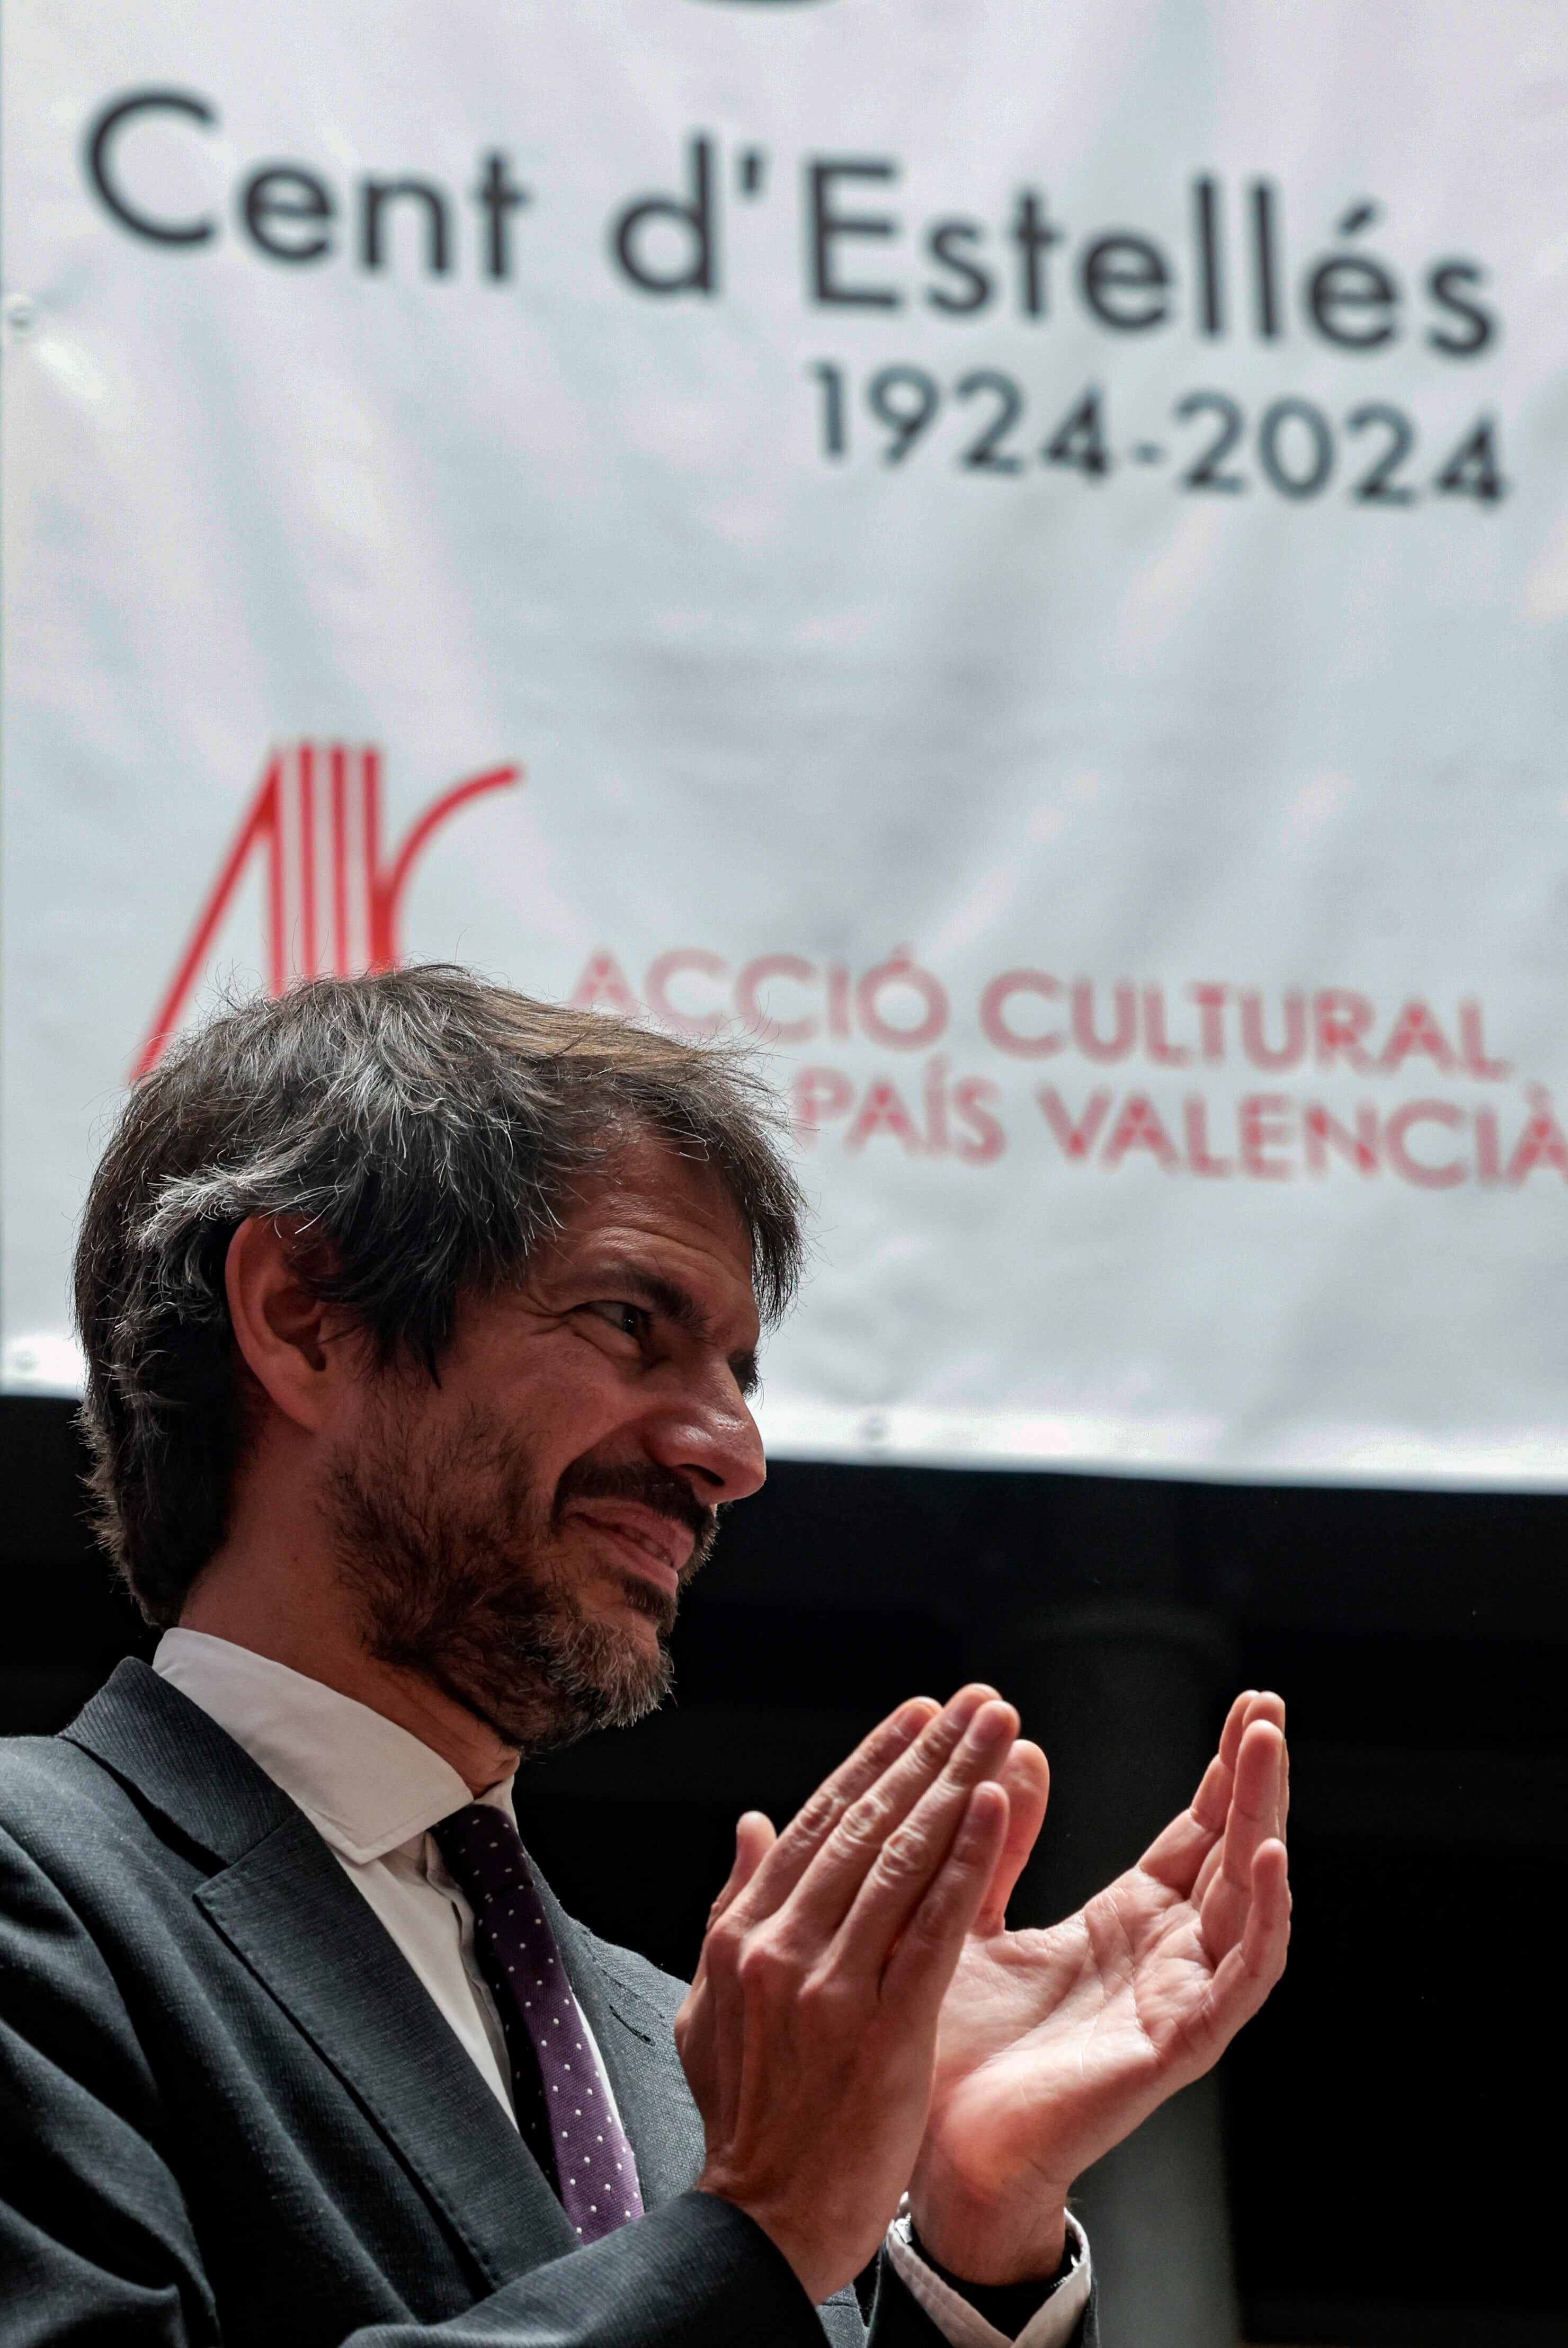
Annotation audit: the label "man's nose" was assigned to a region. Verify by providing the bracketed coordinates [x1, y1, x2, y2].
[641, 1377, 767, 1506]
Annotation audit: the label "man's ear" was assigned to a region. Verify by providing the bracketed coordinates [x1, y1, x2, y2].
[224, 1215, 354, 1435]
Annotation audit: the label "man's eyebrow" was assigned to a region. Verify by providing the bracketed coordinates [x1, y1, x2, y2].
[607, 1266, 708, 1335]
[584, 1261, 761, 1394]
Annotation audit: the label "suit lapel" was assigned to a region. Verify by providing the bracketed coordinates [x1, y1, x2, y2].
[65, 1661, 577, 2287]
[197, 1814, 577, 2282]
[538, 1879, 706, 2210]
[66, 1669, 702, 2253]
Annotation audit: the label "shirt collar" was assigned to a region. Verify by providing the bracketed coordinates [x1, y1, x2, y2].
[152, 1627, 516, 1865]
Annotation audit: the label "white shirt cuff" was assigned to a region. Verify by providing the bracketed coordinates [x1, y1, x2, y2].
[884, 2204, 1091, 2348]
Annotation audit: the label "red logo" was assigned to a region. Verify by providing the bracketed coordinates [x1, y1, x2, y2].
[133, 742, 521, 1075]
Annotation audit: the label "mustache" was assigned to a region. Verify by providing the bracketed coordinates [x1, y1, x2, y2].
[551, 1454, 719, 1571]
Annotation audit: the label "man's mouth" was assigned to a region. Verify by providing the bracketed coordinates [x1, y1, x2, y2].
[568, 1504, 694, 1596]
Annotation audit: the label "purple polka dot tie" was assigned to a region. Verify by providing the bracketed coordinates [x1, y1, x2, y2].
[433, 1804, 645, 2244]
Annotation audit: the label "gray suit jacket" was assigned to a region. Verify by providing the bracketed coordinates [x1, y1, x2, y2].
[0, 1661, 1092, 2348]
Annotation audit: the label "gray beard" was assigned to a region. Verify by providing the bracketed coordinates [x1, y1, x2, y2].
[325, 1401, 709, 1755]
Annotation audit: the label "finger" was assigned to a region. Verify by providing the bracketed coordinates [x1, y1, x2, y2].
[1223, 1722, 1287, 1893]
[1140, 1697, 1254, 1896]
[1217, 1690, 1259, 1774]
[691, 1812, 783, 2114]
[1207, 1690, 1282, 1810]
[1240, 1837, 1291, 1984]
[1199, 1720, 1287, 1960]
[1205, 1839, 1291, 2037]
[974, 1739, 1049, 1935]
[1191, 1836, 1226, 1907]
[1205, 1691, 1278, 1822]
[1244, 1693, 1288, 1842]
[1139, 1749, 1230, 1896]
[1279, 1727, 1290, 1842]
[795, 1694, 1017, 1949]
[830, 1699, 1019, 1969]
[1242, 1692, 1287, 1835]
[707, 1811, 778, 1928]
[1169, 1837, 1290, 2085]
[1143, 1688, 1284, 1896]
[722, 1693, 949, 1927]
[735, 1685, 1006, 1937]
[881, 1780, 1011, 2019]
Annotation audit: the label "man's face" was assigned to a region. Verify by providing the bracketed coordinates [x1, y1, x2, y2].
[324, 1132, 767, 1754]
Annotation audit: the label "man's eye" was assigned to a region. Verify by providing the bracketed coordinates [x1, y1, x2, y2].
[585, 1301, 646, 1340]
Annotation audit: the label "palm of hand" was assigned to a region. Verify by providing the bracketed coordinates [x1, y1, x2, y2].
[913, 1694, 1290, 2242]
[924, 1872, 1228, 2202]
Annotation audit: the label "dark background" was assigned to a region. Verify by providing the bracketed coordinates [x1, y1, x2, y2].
[4, 1395, 1563, 2347]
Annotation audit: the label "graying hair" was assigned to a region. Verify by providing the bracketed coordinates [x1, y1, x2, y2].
[74, 966, 805, 1625]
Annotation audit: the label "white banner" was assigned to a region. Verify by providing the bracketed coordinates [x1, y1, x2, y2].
[5, 0, 1568, 1483]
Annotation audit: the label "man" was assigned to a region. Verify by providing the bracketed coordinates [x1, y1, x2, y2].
[0, 968, 1290, 2348]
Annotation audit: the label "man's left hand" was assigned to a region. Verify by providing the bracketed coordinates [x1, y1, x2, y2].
[908, 1691, 1291, 2284]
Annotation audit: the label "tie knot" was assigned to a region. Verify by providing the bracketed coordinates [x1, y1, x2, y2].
[432, 1802, 534, 1912]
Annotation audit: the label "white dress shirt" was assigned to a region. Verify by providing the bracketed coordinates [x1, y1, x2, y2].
[153, 1628, 1089, 2348]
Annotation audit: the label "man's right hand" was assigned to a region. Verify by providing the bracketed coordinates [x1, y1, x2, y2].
[673, 1687, 1018, 2306]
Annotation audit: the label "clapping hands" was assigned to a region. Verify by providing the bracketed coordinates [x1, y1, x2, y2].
[676, 1683, 1289, 2303]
